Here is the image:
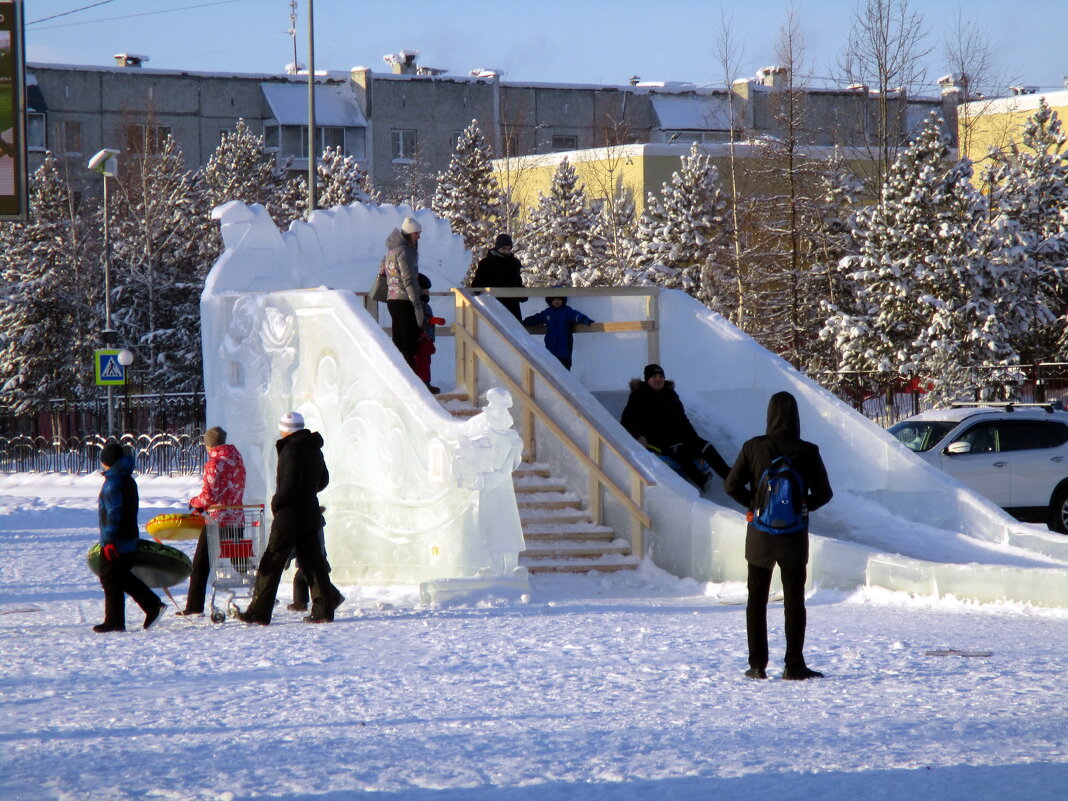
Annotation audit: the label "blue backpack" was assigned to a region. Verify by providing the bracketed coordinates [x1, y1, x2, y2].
[752, 455, 806, 535]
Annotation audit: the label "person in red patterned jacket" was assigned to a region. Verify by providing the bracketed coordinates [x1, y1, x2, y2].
[177, 426, 246, 616]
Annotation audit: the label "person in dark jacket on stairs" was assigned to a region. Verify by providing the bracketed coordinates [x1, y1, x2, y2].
[471, 233, 527, 320]
[725, 391, 833, 681]
[620, 363, 731, 489]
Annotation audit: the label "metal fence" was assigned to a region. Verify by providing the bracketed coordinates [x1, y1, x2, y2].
[0, 392, 206, 440]
[0, 431, 206, 476]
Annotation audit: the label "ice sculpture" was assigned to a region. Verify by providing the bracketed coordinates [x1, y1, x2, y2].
[202, 201, 527, 590]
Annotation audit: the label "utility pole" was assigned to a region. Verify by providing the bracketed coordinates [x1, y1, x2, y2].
[307, 0, 317, 214]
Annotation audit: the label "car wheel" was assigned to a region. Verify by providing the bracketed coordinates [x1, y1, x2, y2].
[1049, 483, 1068, 534]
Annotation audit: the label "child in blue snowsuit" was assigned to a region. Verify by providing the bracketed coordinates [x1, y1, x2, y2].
[522, 293, 594, 370]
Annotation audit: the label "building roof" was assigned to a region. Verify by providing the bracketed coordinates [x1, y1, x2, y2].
[651, 95, 732, 131]
[260, 83, 367, 128]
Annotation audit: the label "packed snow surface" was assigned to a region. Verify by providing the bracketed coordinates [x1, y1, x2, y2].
[1, 473, 1066, 801]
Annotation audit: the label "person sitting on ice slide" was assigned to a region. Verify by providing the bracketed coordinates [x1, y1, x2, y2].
[620, 363, 731, 491]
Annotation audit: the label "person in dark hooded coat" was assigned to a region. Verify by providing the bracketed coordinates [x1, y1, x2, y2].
[240, 412, 341, 625]
[725, 391, 833, 680]
[620, 363, 731, 487]
[471, 233, 527, 320]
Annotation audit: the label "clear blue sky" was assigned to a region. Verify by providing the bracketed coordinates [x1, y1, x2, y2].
[23, 0, 1068, 93]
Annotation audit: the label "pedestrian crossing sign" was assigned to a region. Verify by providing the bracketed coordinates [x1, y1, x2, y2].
[94, 349, 125, 386]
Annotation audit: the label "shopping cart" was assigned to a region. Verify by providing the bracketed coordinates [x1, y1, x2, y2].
[204, 504, 266, 623]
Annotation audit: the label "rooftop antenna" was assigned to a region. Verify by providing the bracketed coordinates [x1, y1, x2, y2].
[288, 0, 298, 72]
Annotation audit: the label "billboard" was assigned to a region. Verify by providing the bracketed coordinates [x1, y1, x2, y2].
[0, 0, 27, 220]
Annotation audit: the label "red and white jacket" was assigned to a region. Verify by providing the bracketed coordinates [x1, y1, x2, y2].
[190, 444, 246, 526]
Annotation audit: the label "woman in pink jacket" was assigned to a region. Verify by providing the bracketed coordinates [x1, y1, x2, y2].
[177, 426, 246, 616]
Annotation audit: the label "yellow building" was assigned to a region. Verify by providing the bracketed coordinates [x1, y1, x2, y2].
[494, 142, 875, 219]
[957, 89, 1068, 167]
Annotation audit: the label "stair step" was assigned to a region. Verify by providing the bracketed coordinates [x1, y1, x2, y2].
[514, 477, 569, 494]
[522, 538, 632, 558]
[522, 557, 640, 574]
[523, 524, 615, 542]
[520, 508, 592, 525]
[436, 392, 469, 403]
[517, 492, 581, 510]
[514, 464, 552, 479]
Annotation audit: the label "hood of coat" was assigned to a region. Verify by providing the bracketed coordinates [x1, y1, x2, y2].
[765, 390, 801, 441]
[103, 454, 135, 478]
[629, 377, 676, 393]
[209, 443, 242, 461]
[276, 428, 324, 455]
[385, 228, 406, 250]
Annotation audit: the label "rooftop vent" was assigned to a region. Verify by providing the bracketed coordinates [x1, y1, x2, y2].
[114, 53, 149, 68]
[384, 49, 420, 75]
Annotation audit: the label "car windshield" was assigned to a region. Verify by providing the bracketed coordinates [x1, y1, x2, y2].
[887, 420, 957, 453]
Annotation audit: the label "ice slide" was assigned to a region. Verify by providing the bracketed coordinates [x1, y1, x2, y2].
[202, 200, 1068, 607]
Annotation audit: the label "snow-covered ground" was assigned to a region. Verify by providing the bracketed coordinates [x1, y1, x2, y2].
[2, 473, 1066, 801]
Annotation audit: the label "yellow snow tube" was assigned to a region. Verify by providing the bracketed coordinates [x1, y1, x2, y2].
[146, 512, 205, 541]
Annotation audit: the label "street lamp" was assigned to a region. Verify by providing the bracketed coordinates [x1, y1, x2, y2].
[88, 148, 120, 434]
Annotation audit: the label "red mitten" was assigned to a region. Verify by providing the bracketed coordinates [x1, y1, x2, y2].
[102, 543, 118, 561]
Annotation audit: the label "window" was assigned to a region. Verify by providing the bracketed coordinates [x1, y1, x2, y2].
[1000, 421, 1068, 451]
[392, 129, 417, 161]
[53, 121, 82, 156]
[27, 113, 46, 151]
[551, 135, 577, 151]
[316, 126, 345, 153]
[126, 123, 172, 155]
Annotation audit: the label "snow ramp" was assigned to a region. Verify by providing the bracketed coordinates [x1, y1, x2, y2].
[203, 200, 1068, 607]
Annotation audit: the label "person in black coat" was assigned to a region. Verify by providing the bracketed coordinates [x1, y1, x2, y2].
[725, 391, 833, 680]
[620, 363, 731, 488]
[471, 233, 527, 320]
[240, 412, 342, 624]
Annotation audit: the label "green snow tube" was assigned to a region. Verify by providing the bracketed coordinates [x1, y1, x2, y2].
[87, 539, 193, 589]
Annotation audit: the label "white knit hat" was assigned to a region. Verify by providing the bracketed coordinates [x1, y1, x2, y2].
[278, 411, 305, 433]
[401, 216, 422, 234]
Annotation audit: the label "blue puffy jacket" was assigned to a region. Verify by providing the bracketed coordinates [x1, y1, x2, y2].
[522, 300, 593, 363]
[98, 455, 140, 553]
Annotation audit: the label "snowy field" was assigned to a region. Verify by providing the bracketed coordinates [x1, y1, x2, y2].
[1, 473, 1066, 801]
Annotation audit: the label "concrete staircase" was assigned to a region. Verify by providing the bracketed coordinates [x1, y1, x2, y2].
[438, 392, 639, 574]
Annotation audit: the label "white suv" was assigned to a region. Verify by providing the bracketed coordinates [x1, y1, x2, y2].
[888, 402, 1068, 533]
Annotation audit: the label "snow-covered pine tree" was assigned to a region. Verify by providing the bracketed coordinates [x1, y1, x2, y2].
[632, 143, 732, 313]
[431, 120, 501, 266]
[520, 158, 600, 287]
[823, 114, 1017, 402]
[985, 97, 1068, 363]
[201, 119, 303, 227]
[313, 145, 376, 209]
[577, 184, 637, 287]
[0, 153, 99, 413]
[109, 134, 212, 393]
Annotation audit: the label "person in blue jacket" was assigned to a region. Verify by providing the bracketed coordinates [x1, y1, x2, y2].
[521, 291, 594, 370]
[94, 442, 164, 633]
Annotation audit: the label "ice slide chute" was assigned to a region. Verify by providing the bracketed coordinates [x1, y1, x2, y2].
[203, 200, 1068, 607]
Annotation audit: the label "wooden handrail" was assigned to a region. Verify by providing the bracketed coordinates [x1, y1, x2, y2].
[451, 289, 657, 554]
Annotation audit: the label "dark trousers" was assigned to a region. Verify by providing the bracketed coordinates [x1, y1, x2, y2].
[746, 562, 808, 671]
[245, 521, 338, 623]
[184, 530, 210, 613]
[387, 299, 420, 370]
[99, 551, 160, 627]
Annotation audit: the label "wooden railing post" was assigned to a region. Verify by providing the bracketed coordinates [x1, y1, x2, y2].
[589, 433, 603, 527]
[631, 473, 645, 560]
[522, 365, 535, 462]
[645, 290, 660, 367]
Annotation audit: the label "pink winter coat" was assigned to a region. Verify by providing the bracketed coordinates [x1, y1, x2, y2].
[190, 444, 246, 526]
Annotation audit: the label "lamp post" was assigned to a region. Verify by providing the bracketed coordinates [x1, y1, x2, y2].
[118, 349, 134, 433]
[88, 148, 120, 435]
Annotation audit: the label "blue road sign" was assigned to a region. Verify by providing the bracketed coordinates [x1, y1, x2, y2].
[94, 349, 125, 386]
